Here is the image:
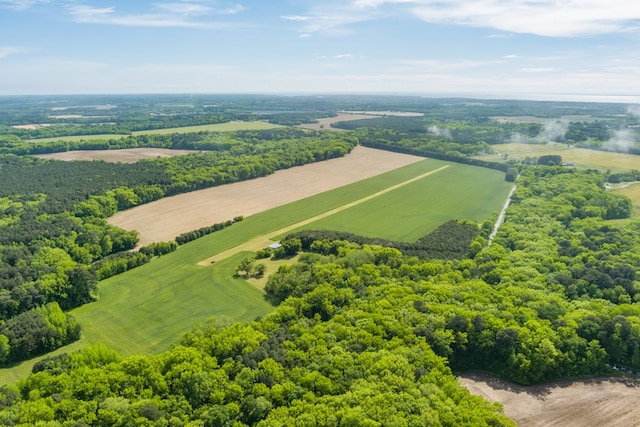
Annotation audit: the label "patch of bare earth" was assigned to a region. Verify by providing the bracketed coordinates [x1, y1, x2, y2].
[459, 373, 640, 427]
[34, 148, 202, 163]
[297, 113, 381, 131]
[108, 146, 424, 246]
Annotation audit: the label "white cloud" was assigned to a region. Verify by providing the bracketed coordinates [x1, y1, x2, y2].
[0, 46, 26, 59]
[292, 0, 640, 37]
[519, 67, 557, 73]
[281, 15, 309, 22]
[68, 2, 245, 28]
[396, 59, 504, 72]
[154, 3, 212, 16]
[0, 0, 47, 10]
[334, 54, 355, 59]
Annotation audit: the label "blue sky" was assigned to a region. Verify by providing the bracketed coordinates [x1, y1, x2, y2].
[1, 0, 639, 100]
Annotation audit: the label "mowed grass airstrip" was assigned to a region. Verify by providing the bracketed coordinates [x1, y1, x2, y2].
[0, 158, 513, 383]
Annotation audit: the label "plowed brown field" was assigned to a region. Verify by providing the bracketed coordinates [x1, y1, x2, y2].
[459, 373, 640, 427]
[108, 146, 423, 245]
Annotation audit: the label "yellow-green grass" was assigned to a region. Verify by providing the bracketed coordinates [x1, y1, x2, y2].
[26, 134, 128, 143]
[25, 121, 282, 143]
[71, 252, 272, 357]
[610, 182, 640, 220]
[131, 121, 281, 135]
[486, 143, 640, 172]
[295, 163, 512, 242]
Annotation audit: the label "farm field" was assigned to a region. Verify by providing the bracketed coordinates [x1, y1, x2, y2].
[297, 112, 380, 130]
[460, 373, 640, 427]
[70, 252, 271, 357]
[130, 120, 281, 135]
[299, 163, 512, 242]
[485, 143, 640, 171]
[25, 120, 281, 143]
[26, 133, 127, 143]
[0, 154, 512, 378]
[109, 146, 425, 245]
[34, 147, 202, 163]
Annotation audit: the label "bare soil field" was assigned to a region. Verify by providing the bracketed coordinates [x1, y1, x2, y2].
[297, 113, 381, 131]
[459, 373, 640, 427]
[341, 110, 424, 117]
[34, 148, 202, 163]
[109, 146, 424, 246]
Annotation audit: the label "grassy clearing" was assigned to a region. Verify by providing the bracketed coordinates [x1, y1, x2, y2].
[486, 143, 640, 172]
[26, 134, 127, 143]
[610, 182, 640, 220]
[299, 164, 512, 242]
[26, 121, 282, 143]
[70, 252, 273, 357]
[131, 121, 281, 135]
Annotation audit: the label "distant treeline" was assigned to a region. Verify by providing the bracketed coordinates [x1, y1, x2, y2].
[360, 140, 510, 172]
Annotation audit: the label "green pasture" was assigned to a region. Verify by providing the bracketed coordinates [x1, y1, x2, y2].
[298, 164, 512, 242]
[25, 121, 282, 143]
[71, 252, 271, 357]
[131, 121, 281, 135]
[0, 158, 513, 382]
[26, 134, 128, 143]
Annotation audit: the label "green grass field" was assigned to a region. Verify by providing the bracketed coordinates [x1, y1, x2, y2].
[130, 121, 282, 135]
[26, 121, 282, 143]
[298, 163, 512, 242]
[0, 158, 513, 383]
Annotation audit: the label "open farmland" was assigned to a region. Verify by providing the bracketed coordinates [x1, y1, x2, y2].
[297, 112, 381, 130]
[46, 154, 509, 363]
[130, 120, 281, 135]
[109, 146, 425, 245]
[25, 120, 281, 143]
[70, 252, 271, 357]
[485, 143, 640, 171]
[34, 147, 202, 163]
[299, 162, 512, 242]
[460, 373, 640, 427]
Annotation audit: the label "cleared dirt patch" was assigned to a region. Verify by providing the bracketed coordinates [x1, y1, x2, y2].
[109, 146, 424, 246]
[459, 373, 640, 427]
[34, 148, 202, 163]
[342, 110, 424, 117]
[298, 113, 381, 131]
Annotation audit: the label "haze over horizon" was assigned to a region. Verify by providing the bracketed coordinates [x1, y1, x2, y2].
[1, 0, 640, 102]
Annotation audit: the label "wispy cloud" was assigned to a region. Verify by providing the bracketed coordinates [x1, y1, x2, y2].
[288, 0, 640, 37]
[396, 58, 505, 72]
[68, 2, 246, 28]
[0, 0, 47, 10]
[519, 67, 557, 73]
[0, 46, 26, 59]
